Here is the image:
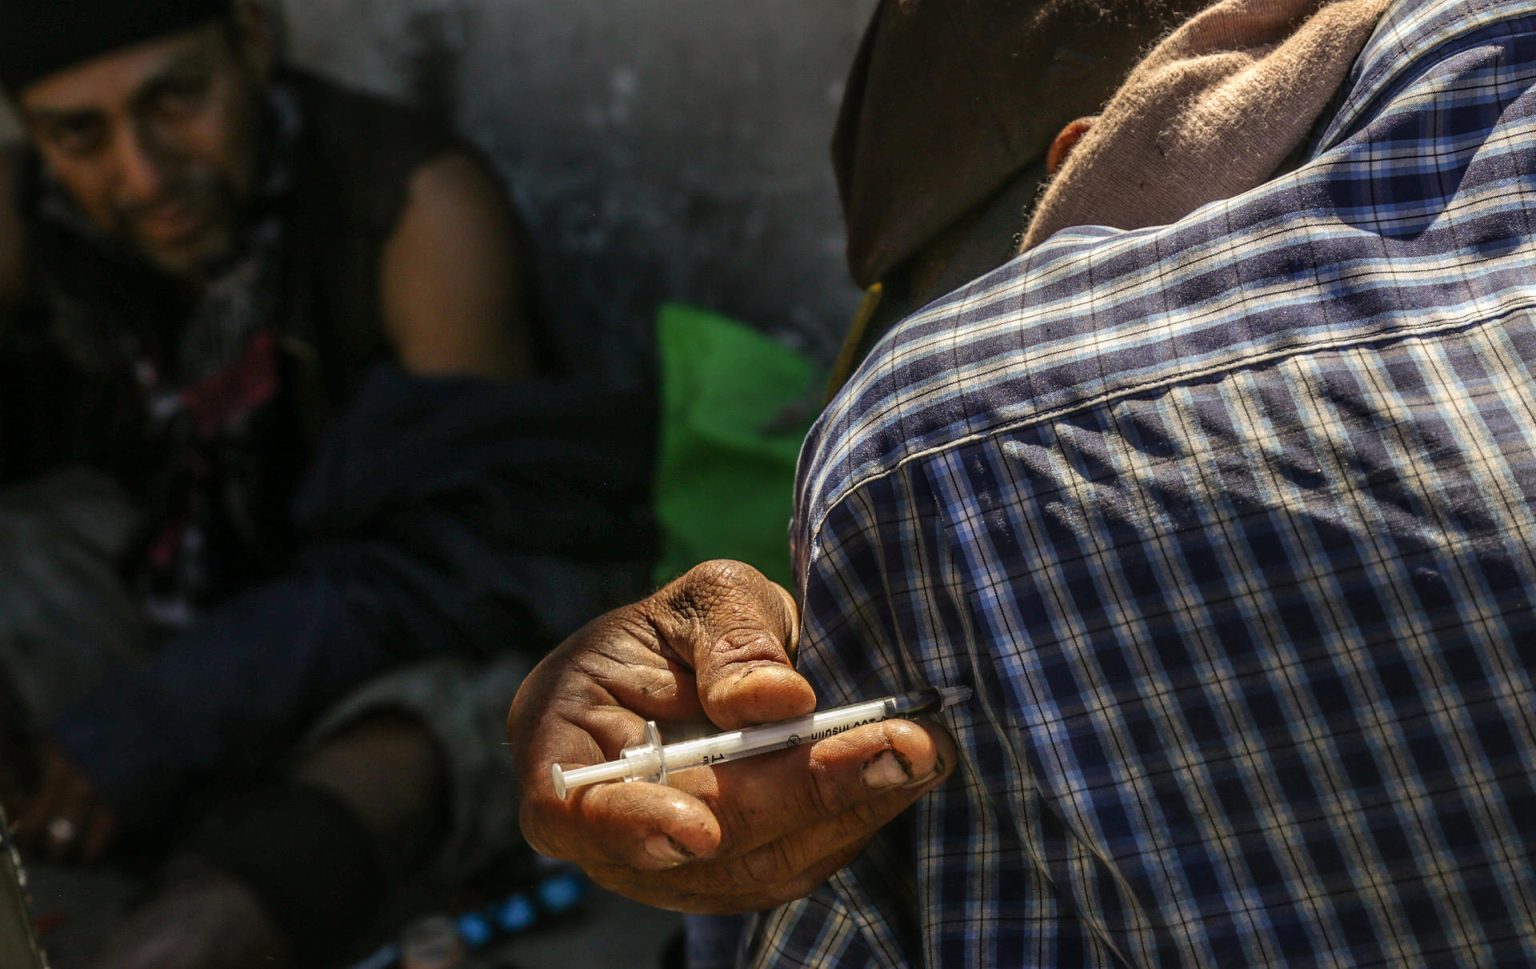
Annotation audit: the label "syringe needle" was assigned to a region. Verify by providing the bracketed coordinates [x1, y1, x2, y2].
[552, 686, 971, 799]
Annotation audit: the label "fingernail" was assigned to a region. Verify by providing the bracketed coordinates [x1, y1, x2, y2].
[644, 833, 694, 866]
[861, 749, 912, 790]
[905, 752, 947, 788]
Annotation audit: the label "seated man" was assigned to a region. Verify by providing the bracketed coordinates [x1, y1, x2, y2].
[511, 0, 1536, 965]
[0, 1, 650, 965]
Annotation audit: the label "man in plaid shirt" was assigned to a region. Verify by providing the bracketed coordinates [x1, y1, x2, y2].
[513, 0, 1536, 964]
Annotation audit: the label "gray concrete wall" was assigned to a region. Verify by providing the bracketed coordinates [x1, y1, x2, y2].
[283, 0, 877, 386]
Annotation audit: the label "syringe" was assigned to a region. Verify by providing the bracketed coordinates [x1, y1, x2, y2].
[552, 685, 972, 799]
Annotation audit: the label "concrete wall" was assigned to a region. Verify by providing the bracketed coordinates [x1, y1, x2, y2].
[282, 0, 877, 386]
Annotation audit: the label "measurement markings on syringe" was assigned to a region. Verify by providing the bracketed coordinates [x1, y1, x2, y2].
[692, 716, 886, 766]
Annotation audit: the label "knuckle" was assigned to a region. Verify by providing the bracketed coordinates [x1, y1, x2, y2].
[602, 607, 663, 655]
[668, 561, 764, 626]
[686, 559, 760, 598]
[651, 563, 797, 679]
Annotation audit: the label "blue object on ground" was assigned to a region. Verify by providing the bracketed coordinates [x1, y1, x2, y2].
[494, 894, 536, 933]
[536, 873, 584, 914]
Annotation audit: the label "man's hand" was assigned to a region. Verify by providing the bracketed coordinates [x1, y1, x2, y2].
[9, 740, 117, 864]
[509, 560, 957, 914]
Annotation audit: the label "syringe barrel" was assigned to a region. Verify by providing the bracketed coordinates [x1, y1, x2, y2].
[659, 697, 895, 772]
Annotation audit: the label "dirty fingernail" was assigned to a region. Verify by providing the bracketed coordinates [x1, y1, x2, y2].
[645, 833, 694, 866]
[861, 749, 912, 790]
[905, 752, 947, 788]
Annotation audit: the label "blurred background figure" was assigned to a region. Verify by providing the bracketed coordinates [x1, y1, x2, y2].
[0, 0, 658, 965]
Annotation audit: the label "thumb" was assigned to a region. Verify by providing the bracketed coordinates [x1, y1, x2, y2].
[643, 560, 814, 729]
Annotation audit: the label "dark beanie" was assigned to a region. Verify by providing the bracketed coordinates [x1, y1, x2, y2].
[0, 0, 234, 92]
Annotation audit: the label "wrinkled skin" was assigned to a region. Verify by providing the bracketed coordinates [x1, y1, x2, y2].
[509, 560, 957, 914]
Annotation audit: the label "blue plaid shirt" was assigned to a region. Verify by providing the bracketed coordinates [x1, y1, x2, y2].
[748, 0, 1536, 965]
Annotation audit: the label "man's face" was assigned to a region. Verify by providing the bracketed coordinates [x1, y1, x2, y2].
[17, 20, 270, 278]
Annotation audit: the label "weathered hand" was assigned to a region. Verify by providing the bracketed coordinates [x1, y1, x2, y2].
[509, 560, 956, 914]
[10, 740, 118, 864]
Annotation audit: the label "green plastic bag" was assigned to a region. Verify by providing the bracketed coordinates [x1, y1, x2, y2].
[651, 305, 822, 589]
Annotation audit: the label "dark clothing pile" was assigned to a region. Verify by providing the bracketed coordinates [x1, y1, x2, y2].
[46, 365, 652, 827]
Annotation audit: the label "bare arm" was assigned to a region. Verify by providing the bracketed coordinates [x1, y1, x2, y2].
[379, 149, 534, 380]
